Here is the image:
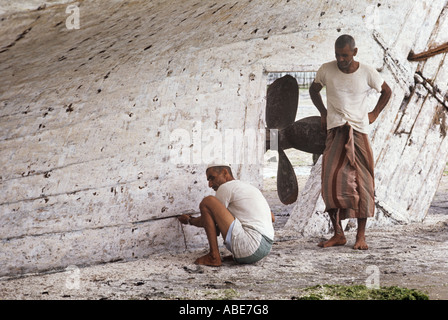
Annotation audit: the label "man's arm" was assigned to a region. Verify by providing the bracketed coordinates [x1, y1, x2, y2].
[309, 81, 327, 130]
[368, 81, 392, 124]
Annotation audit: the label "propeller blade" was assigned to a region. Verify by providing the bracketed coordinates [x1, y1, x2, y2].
[266, 75, 298, 130]
[277, 148, 299, 205]
[279, 116, 327, 154]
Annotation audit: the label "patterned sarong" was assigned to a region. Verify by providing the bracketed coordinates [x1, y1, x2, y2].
[321, 123, 375, 220]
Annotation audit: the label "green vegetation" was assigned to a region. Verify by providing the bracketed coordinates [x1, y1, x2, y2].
[294, 284, 429, 300]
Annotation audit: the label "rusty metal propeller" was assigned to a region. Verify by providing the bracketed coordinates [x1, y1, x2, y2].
[265, 75, 326, 205]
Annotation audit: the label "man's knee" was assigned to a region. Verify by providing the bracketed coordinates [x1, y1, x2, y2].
[199, 195, 219, 210]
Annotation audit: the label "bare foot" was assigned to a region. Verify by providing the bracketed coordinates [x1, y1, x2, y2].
[318, 234, 347, 248]
[353, 236, 369, 250]
[194, 253, 222, 267]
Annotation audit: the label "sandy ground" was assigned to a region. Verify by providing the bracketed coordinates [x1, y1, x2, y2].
[1, 154, 447, 300]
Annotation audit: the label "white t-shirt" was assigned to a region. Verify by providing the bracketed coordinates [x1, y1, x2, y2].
[215, 180, 274, 240]
[314, 60, 384, 134]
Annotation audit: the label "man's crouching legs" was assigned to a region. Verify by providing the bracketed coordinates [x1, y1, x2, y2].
[178, 196, 234, 267]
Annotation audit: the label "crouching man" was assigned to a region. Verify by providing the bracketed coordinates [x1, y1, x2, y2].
[178, 164, 275, 267]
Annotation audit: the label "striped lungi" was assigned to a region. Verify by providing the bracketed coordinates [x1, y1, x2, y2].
[321, 123, 375, 220]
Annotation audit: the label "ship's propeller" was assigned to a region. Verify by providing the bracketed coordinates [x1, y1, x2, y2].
[266, 75, 326, 204]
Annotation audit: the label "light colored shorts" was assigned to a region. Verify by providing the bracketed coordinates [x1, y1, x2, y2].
[224, 218, 273, 264]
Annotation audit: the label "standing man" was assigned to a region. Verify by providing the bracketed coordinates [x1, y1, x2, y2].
[309, 34, 392, 250]
[178, 164, 275, 266]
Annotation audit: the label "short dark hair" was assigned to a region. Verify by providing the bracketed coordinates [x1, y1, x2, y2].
[208, 166, 234, 178]
[335, 34, 356, 50]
